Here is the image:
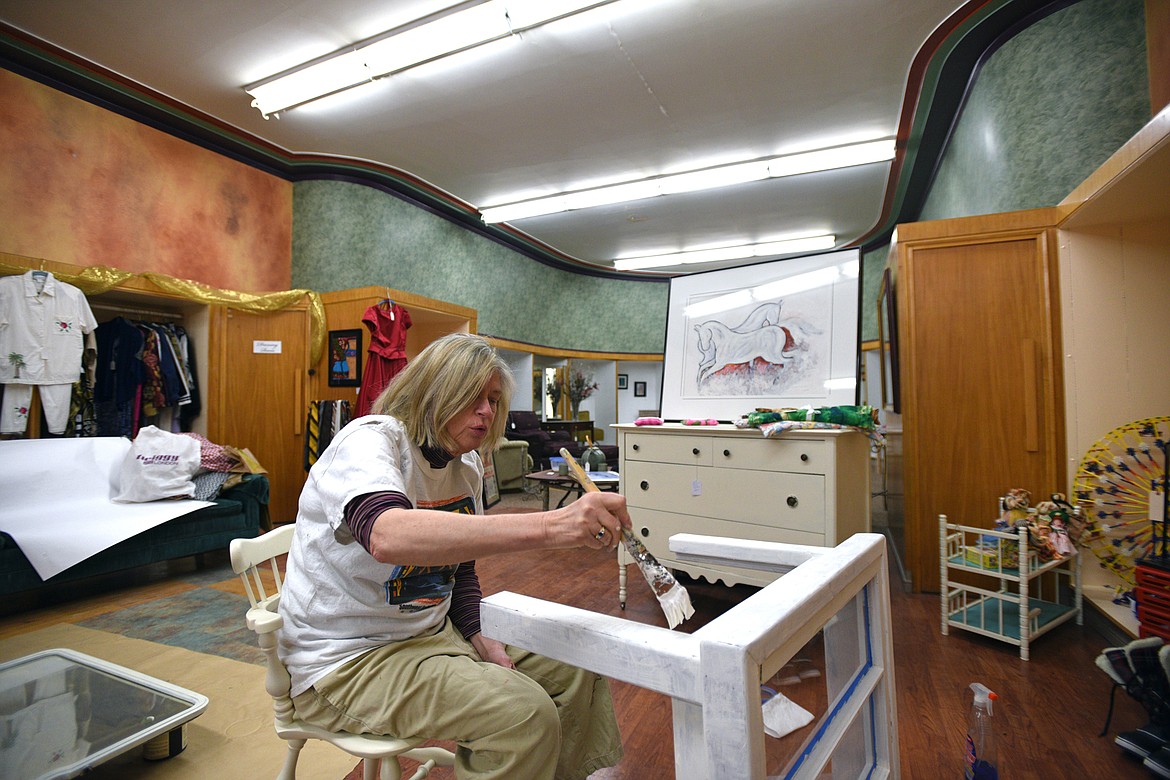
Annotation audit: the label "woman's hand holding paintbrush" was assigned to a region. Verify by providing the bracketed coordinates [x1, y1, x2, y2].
[560, 448, 695, 629]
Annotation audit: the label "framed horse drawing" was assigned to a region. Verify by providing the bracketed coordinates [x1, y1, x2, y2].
[661, 249, 860, 421]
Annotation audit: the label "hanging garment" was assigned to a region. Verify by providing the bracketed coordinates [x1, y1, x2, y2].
[303, 399, 352, 470]
[356, 301, 411, 417]
[0, 270, 98, 434]
[92, 317, 201, 437]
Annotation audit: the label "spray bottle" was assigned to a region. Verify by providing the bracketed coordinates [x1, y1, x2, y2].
[964, 683, 999, 779]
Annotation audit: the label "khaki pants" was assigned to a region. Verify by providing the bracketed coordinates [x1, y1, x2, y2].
[292, 620, 623, 780]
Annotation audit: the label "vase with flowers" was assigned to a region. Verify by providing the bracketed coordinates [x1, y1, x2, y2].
[546, 376, 563, 417]
[567, 369, 599, 420]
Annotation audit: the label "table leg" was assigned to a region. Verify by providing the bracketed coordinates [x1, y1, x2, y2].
[618, 547, 628, 610]
[541, 482, 550, 512]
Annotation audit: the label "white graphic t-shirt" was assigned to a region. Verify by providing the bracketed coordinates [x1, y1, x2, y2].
[278, 416, 484, 697]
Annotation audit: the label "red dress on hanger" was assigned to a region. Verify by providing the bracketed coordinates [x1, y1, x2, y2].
[356, 301, 412, 416]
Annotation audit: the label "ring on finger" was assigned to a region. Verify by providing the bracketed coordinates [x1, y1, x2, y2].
[595, 528, 607, 540]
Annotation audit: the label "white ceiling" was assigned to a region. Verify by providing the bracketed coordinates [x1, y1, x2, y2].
[0, 0, 970, 276]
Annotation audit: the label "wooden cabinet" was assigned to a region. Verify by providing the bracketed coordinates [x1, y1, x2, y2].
[614, 423, 871, 589]
[894, 209, 1067, 594]
[896, 105, 1170, 602]
[0, 254, 314, 527]
[207, 303, 312, 526]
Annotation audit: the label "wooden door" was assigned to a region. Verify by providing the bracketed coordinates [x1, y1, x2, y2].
[897, 212, 1065, 592]
[208, 304, 310, 525]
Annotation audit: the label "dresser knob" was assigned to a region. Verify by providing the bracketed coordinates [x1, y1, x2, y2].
[640, 480, 649, 491]
[640, 527, 650, 538]
[800, 453, 809, 462]
[723, 449, 731, 457]
[692, 447, 700, 456]
[787, 495, 799, 508]
[632, 444, 640, 451]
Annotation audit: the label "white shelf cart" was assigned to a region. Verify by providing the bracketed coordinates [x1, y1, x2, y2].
[940, 514, 1082, 660]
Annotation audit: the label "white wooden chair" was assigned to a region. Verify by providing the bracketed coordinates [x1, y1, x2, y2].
[482, 532, 900, 779]
[230, 525, 456, 780]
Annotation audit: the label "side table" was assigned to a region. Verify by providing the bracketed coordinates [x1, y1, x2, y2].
[524, 469, 620, 510]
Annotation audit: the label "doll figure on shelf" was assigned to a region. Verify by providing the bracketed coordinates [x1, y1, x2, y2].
[998, 488, 1031, 530]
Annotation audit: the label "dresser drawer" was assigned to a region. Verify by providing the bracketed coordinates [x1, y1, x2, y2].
[712, 436, 828, 475]
[628, 507, 826, 563]
[624, 432, 713, 466]
[624, 462, 826, 533]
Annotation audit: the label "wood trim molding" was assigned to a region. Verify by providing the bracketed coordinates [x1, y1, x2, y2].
[482, 335, 662, 363]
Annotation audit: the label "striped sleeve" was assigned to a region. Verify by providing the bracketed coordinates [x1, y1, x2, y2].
[344, 491, 412, 552]
[449, 560, 482, 639]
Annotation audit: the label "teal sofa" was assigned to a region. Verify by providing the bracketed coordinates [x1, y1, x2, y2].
[0, 474, 268, 598]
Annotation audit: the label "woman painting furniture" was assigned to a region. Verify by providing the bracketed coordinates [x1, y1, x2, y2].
[279, 334, 628, 779]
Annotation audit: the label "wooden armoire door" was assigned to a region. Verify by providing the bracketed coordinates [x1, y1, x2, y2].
[208, 303, 311, 526]
[896, 209, 1066, 592]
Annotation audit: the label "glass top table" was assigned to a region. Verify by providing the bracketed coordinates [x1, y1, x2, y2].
[0, 648, 209, 780]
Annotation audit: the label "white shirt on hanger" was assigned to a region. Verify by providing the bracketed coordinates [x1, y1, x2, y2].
[0, 270, 98, 384]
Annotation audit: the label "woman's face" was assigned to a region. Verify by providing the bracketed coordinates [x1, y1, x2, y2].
[444, 372, 503, 455]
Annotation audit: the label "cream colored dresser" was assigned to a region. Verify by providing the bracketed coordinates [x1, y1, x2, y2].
[614, 423, 872, 592]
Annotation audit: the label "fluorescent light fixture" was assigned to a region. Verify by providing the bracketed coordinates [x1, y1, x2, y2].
[245, 1, 619, 117]
[768, 139, 895, 178]
[682, 254, 852, 318]
[615, 234, 835, 272]
[480, 138, 895, 223]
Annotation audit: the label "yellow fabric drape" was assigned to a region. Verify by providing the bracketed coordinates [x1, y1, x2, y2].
[0, 256, 326, 364]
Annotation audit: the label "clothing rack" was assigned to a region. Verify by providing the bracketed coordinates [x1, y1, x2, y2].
[90, 301, 184, 320]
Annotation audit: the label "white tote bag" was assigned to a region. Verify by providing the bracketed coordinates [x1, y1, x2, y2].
[112, 426, 202, 503]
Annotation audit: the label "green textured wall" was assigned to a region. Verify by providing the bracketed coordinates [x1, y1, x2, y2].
[860, 244, 890, 343]
[919, 0, 1149, 221]
[292, 179, 668, 353]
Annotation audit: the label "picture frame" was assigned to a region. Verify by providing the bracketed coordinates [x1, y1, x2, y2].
[634, 381, 647, 398]
[482, 451, 501, 508]
[327, 329, 363, 387]
[660, 248, 861, 421]
[617, 373, 629, 390]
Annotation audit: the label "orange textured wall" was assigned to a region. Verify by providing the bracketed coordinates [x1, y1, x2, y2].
[0, 70, 291, 293]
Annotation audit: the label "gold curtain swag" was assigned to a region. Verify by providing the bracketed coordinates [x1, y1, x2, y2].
[0, 257, 326, 364]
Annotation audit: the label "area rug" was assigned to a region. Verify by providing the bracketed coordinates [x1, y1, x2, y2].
[0, 624, 356, 779]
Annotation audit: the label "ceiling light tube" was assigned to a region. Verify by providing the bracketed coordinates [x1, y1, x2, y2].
[768, 139, 895, 178]
[562, 179, 660, 210]
[481, 139, 895, 223]
[246, 0, 619, 117]
[657, 160, 770, 195]
[613, 234, 836, 272]
[361, 2, 510, 76]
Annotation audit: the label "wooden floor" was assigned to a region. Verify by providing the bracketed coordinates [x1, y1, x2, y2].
[0, 486, 1155, 778]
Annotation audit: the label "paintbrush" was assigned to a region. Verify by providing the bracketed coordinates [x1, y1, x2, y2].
[559, 448, 695, 629]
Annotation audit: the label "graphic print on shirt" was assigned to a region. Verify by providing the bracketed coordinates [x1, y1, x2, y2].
[382, 494, 475, 612]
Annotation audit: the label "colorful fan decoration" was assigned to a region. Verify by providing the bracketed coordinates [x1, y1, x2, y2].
[1074, 416, 1170, 588]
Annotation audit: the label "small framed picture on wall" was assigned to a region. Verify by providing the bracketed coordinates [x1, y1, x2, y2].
[328, 329, 362, 387]
[634, 381, 647, 397]
[617, 374, 628, 390]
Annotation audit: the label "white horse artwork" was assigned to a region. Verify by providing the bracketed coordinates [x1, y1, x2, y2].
[690, 300, 825, 396]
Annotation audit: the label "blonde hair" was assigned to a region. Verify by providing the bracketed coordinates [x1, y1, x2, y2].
[371, 333, 514, 456]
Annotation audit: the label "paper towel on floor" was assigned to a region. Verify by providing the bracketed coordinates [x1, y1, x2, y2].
[762, 692, 814, 738]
